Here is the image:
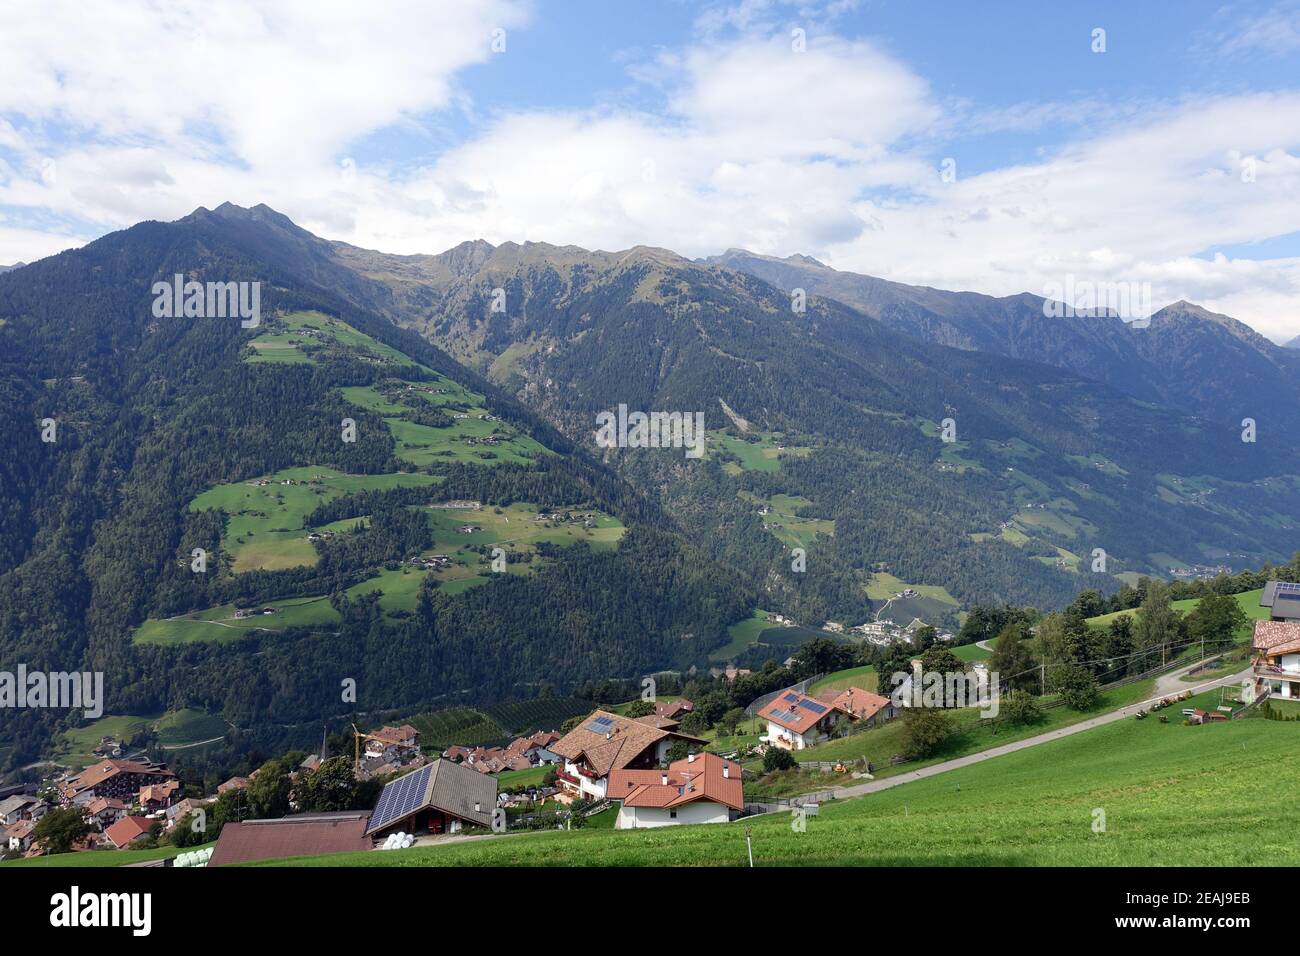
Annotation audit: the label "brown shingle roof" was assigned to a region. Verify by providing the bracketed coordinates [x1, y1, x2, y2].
[550, 710, 699, 777]
[209, 812, 373, 866]
[1253, 619, 1300, 655]
[64, 759, 172, 795]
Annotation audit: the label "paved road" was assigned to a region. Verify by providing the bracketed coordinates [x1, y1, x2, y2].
[790, 659, 1251, 806]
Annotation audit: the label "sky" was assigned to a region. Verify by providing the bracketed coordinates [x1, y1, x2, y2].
[0, 0, 1298, 338]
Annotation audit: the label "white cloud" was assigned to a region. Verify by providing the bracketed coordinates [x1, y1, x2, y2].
[0, 1, 1298, 340]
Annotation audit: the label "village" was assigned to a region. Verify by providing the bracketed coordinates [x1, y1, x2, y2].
[3, 580, 1293, 868]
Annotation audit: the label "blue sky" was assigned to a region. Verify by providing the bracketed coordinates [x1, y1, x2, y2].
[1, 0, 1298, 336]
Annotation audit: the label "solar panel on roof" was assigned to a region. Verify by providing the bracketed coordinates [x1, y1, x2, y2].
[369, 763, 433, 832]
[783, 692, 800, 703]
[802, 700, 828, 715]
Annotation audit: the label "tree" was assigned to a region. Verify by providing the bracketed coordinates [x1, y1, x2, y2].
[212, 787, 253, 831]
[900, 707, 953, 758]
[763, 747, 797, 772]
[247, 758, 292, 819]
[31, 806, 93, 854]
[720, 707, 746, 737]
[919, 645, 966, 707]
[1135, 580, 1180, 667]
[678, 711, 710, 736]
[171, 812, 209, 847]
[293, 756, 363, 812]
[664, 741, 689, 763]
[1186, 592, 1246, 653]
[624, 700, 655, 718]
[989, 623, 1036, 691]
[1049, 664, 1100, 711]
[912, 625, 938, 653]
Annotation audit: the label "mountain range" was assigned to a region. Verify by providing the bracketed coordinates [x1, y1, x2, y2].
[2, 202, 1298, 767]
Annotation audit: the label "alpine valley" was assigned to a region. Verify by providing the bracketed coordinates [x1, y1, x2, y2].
[2, 202, 1298, 768]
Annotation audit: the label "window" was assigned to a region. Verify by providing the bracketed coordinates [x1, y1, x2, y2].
[670, 811, 677, 819]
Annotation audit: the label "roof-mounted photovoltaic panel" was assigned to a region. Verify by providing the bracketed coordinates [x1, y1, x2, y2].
[800, 700, 828, 715]
[369, 763, 433, 832]
[585, 715, 617, 734]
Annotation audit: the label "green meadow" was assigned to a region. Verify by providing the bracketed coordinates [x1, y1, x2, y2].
[245, 311, 423, 368]
[1086, 588, 1266, 640]
[189, 465, 440, 573]
[258, 691, 1298, 867]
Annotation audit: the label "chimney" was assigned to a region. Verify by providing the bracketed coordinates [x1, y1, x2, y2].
[474, 801, 481, 813]
[687, 751, 695, 763]
[723, 764, 730, 779]
[661, 772, 668, 785]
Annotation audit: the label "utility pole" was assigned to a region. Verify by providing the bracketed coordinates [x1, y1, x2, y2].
[1040, 661, 1045, 696]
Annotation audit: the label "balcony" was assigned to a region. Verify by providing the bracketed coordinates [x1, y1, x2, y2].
[554, 769, 580, 786]
[1254, 662, 1300, 679]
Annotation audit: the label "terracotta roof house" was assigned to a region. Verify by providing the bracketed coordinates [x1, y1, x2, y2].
[607, 751, 744, 829]
[818, 686, 895, 727]
[138, 779, 181, 811]
[5, 818, 35, 853]
[759, 689, 856, 750]
[104, 815, 154, 849]
[549, 710, 707, 800]
[1253, 617, 1300, 700]
[217, 776, 250, 795]
[365, 759, 496, 838]
[209, 811, 373, 866]
[654, 698, 694, 720]
[631, 714, 681, 730]
[85, 796, 129, 828]
[60, 759, 174, 806]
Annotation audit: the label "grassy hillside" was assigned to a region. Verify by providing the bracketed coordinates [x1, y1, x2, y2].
[259, 693, 1299, 867]
[1086, 588, 1266, 640]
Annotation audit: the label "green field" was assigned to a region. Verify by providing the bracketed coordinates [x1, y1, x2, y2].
[1, 842, 216, 869]
[749, 493, 834, 551]
[711, 609, 774, 661]
[808, 665, 878, 695]
[709, 430, 810, 475]
[342, 379, 547, 468]
[133, 594, 341, 645]
[1086, 588, 1266, 641]
[790, 679, 1155, 775]
[256, 693, 1298, 867]
[245, 311, 423, 368]
[407, 708, 508, 749]
[55, 710, 227, 767]
[189, 466, 440, 573]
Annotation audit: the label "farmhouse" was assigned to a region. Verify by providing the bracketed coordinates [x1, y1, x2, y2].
[759, 689, 856, 750]
[608, 752, 744, 829]
[818, 686, 895, 728]
[361, 724, 421, 764]
[549, 710, 706, 800]
[5, 818, 35, 853]
[364, 759, 496, 838]
[85, 796, 129, 829]
[654, 698, 694, 720]
[1253, 619, 1300, 699]
[209, 811, 373, 867]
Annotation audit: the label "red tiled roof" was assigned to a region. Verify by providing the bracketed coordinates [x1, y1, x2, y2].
[607, 752, 743, 812]
[759, 690, 840, 735]
[104, 816, 153, 848]
[217, 776, 250, 793]
[208, 812, 373, 866]
[822, 686, 891, 721]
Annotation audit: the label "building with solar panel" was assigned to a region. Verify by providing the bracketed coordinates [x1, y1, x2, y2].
[758, 689, 857, 750]
[549, 710, 708, 801]
[365, 759, 496, 839]
[1253, 582, 1300, 700]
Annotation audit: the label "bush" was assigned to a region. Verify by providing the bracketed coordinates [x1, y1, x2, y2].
[999, 689, 1043, 727]
[900, 706, 954, 758]
[762, 747, 797, 772]
[1049, 665, 1100, 711]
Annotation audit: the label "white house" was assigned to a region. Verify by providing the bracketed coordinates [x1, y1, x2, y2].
[1253, 619, 1300, 699]
[758, 689, 855, 750]
[607, 751, 744, 829]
